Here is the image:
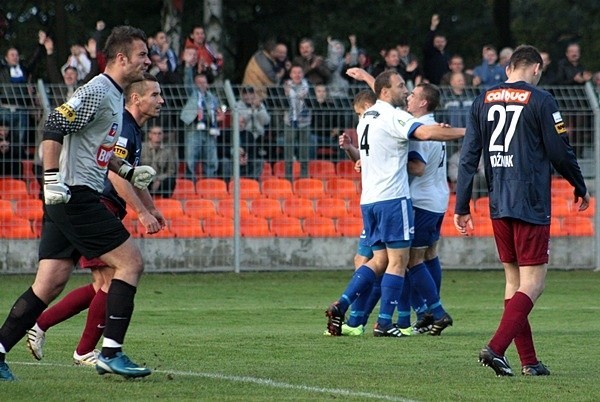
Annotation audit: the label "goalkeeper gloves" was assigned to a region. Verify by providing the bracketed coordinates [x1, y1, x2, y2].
[117, 160, 156, 189]
[43, 170, 71, 205]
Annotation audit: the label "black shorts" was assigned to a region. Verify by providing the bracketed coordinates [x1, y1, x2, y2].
[38, 186, 130, 262]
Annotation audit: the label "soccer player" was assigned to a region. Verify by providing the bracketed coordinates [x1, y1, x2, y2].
[454, 45, 590, 376]
[325, 70, 464, 337]
[396, 83, 453, 336]
[0, 26, 155, 381]
[26, 73, 166, 367]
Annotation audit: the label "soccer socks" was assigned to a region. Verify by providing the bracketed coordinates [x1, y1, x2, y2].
[338, 266, 376, 314]
[377, 273, 404, 327]
[76, 289, 107, 356]
[407, 263, 446, 319]
[396, 275, 412, 329]
[346, 282, 373, 327]
[488, 291, 534, 356]
[504, 298, 538, 366]
[37, 283, 96, 332]
[0, 287, 47, 353]
[424, 256, 442, 295]
[362, 274, 382, 326]
[102, 279, 136, 358]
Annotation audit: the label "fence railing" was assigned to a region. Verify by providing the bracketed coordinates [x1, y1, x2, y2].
[0, 80, 597, 271]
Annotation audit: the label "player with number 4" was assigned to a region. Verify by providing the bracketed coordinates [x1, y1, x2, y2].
[454, 45, 589, 376]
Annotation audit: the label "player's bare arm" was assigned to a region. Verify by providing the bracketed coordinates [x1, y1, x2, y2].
[414, 125, 465, 141]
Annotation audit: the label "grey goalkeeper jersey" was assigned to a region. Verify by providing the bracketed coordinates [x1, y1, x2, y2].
[44, 73, 124, 193]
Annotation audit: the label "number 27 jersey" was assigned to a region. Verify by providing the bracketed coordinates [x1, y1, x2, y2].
[456, 81, 586, 224]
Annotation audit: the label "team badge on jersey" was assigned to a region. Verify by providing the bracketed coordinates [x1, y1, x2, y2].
[113, 136, 129, 159]
[555, 122, 567, 134]
[107, 123, 118, 139]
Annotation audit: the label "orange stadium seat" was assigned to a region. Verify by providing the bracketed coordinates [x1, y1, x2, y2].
[261, 178, 293, 200]
[336, 160, 361, 181]
[28, 179, 41, 198]
[217, 198, 252, 219]
[273, 160, 300, 179]
[471, 216, 494, 237]
[270, 216, 304, 237]
[0, 178, 31, 200]
[325, 178, 358, 200]
[260, 161, 273, 179]
[203, 216, 234, 237]
[336, 216, 363, 237]
[551, 177, 573, 199]
[348, 197, 362, 218]
[121, 216, 138, 236]
[551, 196, 571, 218]
[577, 196, 595, 217]
[171, 217, 205, 238]
[227, 178, 261, 199]
[249, 198, 284, 220]
[440, 217, 460, 237]
[549, 217, 563, 237]
[303, 217, 338, 237]
[15, 199, 43, 222]
[241, 217, 271, 237]
[315, 197, 348, 219]
[293, 178, 326, 200]
[183, 199, 217, 220]
[1, 218, 36, 239]
[171, 178, 197, 200]
[308, 160, 336, 180]
[195, 178, 229, 199]
[0, 199, 16, 221]
[282, 197, 315, 219]
[563, 216, 594, 236]
[474, 197, 490, 217]
[153, 198, 184, 220]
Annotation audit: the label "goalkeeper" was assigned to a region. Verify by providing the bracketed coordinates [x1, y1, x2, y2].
[26, 72, 166, 368]
[0, 26, 157, 381]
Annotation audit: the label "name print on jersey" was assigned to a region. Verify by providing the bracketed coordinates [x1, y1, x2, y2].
[484, 88, 531, 104]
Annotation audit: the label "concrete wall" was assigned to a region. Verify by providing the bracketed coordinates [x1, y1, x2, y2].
[0, 236, 595, 274]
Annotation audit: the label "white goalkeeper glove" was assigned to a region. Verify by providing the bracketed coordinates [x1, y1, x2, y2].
[117, 160, 156, 189]
[43, 170, 71, 205]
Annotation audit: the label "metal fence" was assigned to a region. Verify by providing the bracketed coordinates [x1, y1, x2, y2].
[0, 80, 598, 271]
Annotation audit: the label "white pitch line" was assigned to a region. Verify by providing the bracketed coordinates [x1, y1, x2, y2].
[12, 361, 418, 402]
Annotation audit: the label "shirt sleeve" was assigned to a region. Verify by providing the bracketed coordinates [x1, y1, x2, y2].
[540, 95, 587, 196]
[455, 103, 483, 214]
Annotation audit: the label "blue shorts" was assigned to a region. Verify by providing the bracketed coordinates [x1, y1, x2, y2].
[357, 228, 378, 258]
[411, 207, 444, 248]
[361, 197, 413, 250]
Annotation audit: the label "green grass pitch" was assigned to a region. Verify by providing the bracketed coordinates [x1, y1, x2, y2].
[1, 270, 599, 401]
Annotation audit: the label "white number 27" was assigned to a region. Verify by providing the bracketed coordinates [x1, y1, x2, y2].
[488, 104, 523, 152]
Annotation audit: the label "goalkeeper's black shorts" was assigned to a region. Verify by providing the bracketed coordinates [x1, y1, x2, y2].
[38, 185, 130, 263]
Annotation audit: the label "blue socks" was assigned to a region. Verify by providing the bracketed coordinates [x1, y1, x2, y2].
[425, 256, 442, 296]
[396, 276, 412, 329]
[408, 263, 446, 320]
[338, 266, 376, 314]
[377, 273, 404, 327]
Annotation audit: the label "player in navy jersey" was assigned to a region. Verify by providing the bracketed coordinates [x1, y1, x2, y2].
[0, 26, 156, 381]
[26, 73, 165, 367]
[454, 45, 589, 376]
[325, 70, 464, 337]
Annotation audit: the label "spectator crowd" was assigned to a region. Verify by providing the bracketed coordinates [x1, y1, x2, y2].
[1, 15, 598, 196]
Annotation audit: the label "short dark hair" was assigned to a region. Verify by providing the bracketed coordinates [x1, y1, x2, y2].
[103, 25, 147, 61]
[124, 72, 158, 104]
[353, 89, 377, 109]
[374, 70, 399, 97]
[416, 83, 441, 112]
[510, 45, 543, 70]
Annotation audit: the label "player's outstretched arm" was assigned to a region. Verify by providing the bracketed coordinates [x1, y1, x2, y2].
[346, 68, 375, 91]
[414, 125, 465, 141]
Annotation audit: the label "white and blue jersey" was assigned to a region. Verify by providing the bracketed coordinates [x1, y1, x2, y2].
[357, 100, 422, 246]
